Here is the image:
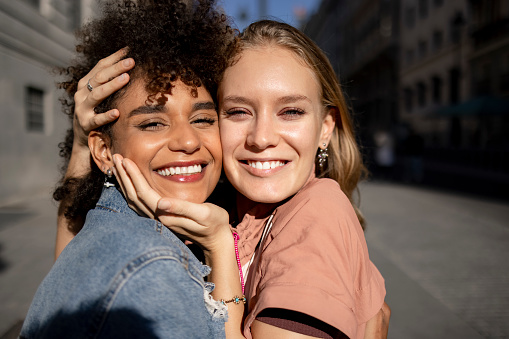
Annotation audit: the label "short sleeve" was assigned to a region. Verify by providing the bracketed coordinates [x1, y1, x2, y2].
[244, 179, 385, 339]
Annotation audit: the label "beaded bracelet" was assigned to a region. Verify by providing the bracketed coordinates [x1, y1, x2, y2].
[220, 295, 246, 305]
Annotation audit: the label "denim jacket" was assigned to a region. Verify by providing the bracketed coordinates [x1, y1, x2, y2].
[21, 187, 226, 338]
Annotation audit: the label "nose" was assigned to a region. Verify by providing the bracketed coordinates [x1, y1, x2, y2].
[167, 122, 201, 153]
[245, 112, 279, 150]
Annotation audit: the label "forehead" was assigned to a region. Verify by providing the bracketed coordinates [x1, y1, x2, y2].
[222, 46, 321, 98]
[117, 78, 212, 113]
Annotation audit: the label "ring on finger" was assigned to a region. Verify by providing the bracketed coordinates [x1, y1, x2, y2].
[86, 79, 93, 92]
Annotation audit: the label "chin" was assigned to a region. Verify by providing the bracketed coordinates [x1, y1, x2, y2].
[242, 189, 291, 204]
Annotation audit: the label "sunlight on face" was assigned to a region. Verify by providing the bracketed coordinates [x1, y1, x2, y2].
[219, 46, 331, 203]
[112, 79, 222, 203]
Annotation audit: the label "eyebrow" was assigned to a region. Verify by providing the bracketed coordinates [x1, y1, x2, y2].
[127, 101, 216, 117]
[127, 105, 166, 118]
[193, 101, 216, 111]
[222, 95, 311, 105]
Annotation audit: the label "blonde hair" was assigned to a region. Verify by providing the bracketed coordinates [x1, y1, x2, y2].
[235, 20, 368, 228]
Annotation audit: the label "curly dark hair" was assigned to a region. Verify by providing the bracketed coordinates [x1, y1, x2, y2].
[53, 0, 235, 228]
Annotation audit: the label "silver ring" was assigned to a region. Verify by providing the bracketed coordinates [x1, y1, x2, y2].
[86, 79, 93, 92]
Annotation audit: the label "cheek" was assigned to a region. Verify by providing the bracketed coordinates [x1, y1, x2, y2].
[114, 134, 162, 165]
[219, 121, 243, 156]
[202, 131, 223, 163]
[282, 124, 321, 154]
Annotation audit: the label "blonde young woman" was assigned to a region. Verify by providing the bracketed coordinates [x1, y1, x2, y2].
[59, 20, 390, 339]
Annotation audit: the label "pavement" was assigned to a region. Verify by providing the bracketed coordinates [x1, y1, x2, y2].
[0, 181, 508, 338]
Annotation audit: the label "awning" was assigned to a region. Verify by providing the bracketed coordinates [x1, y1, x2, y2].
[435, 96, 509, 116]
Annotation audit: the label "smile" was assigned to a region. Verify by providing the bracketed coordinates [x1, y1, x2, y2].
[157, 164, 203, 176]
[246, 160, 286, 169]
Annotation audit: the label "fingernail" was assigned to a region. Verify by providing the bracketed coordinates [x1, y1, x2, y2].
[109, 109, 119, 117]
[118, 73, 125, 81]
[123, 59, 133, 67]
[158, 200, 171, 211]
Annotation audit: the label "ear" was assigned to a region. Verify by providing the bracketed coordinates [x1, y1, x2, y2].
[319, 107, 336, 148]
[89, 131, 114, 174]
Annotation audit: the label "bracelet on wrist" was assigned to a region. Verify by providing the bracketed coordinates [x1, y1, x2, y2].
[220, 295, 246, 305]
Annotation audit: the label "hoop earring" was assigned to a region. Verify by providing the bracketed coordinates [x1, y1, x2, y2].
[317, 143, 328, 169]
[104, 168, 115, 188]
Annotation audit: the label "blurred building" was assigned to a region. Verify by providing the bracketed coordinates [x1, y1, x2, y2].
[305, 0, 401, 171]
[305, 0, 509, 196]
[0, 0, 95, 205]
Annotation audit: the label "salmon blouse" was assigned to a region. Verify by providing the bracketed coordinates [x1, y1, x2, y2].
[233, 175, 386, 339]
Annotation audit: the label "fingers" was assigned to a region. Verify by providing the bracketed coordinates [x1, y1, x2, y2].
[117, 156, 162, 213]
[112, 154, 156, 218]
[78, 48, 130, 90]
[157, 199, 213, 225]
[73, 49, 134, 140]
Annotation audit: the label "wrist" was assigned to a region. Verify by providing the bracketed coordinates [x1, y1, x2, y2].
[203, 227, 235, 263]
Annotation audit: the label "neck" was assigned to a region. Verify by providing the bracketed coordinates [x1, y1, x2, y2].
[235, 192, 278, 223]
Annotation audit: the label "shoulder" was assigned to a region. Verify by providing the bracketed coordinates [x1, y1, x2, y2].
[272, 177, 359, 236]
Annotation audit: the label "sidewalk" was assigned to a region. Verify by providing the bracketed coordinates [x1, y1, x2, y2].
[0, 182, 508, 338]
[0, 189, 57, 337]
[361, 181, 509, 338]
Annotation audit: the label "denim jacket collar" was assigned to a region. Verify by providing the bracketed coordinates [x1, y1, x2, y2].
[96, 186, 138, 217]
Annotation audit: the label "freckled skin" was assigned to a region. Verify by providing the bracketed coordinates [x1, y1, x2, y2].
[218, 46, 334, 203]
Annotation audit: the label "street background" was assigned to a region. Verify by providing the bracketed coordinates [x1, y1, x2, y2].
[1, 0, 508, 338]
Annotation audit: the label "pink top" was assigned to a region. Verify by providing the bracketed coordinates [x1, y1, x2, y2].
[234, 175, 386, 339]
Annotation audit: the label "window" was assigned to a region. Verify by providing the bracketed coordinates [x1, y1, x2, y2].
[449, 68, 461, 104]
[418, 40, 428, 58]
[432, 76, 442, 103]
[22, 0, 39, 8]
[405, 7, 416, 28]
[450, 12, 465, 44]
[432, 30, 443, 51]
[419, 0, 428, 19]
[406, 49, 415, 65]
[404, 88, 414, 112]
[417, 82, 427, 107]
[25, 87, 44, 132]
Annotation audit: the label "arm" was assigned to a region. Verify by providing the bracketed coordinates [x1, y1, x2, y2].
[55, 49, 135, 259]
[364, 302, 390, 339]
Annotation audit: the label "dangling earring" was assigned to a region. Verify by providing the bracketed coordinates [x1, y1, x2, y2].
[317, 143, 328, 169]
[104, 168, 115, 188]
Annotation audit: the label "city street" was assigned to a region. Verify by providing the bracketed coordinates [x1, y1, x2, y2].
[0, 181, 508, 338]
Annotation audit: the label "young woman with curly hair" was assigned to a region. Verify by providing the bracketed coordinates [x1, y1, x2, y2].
[21, 1, 237, 337]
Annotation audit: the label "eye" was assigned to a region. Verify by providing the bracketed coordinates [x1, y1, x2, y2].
[279, 108, 306, 120]
[222, 108, 251, 121]
[138, 121, 166, 131]
[192, 117, 217, 126]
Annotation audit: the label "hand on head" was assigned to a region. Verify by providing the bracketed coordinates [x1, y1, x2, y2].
[73, 48, 134, 149]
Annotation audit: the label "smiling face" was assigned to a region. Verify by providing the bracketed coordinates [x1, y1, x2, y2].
[94, 79, 222, 204]
[218, 46, 334, 204]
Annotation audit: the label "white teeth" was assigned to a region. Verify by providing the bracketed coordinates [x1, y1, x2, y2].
[157, 164, 203, 176]
[247, 160, 285, 169]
